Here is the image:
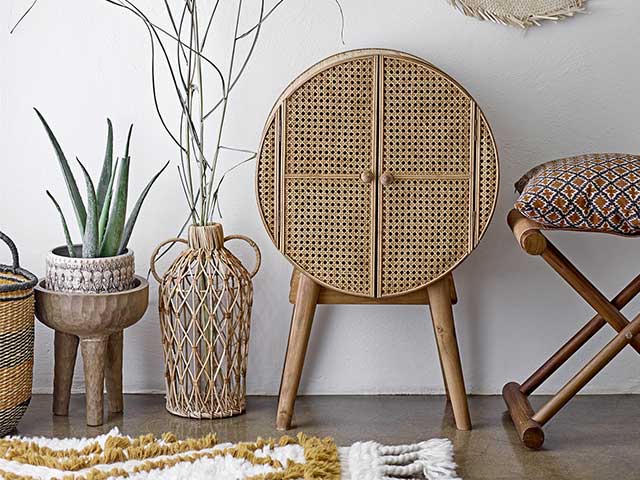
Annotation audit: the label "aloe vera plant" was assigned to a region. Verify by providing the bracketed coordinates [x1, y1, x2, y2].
[37, 109, 168, 258]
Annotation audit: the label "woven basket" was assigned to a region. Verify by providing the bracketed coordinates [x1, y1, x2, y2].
[0, 232, 37, 436]
[151, 224, 261, 419]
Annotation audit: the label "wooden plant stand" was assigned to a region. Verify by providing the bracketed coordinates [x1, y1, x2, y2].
[255, 49, 500, 431]
[34, 277, 149, 426]
[503, 210, 640, 449]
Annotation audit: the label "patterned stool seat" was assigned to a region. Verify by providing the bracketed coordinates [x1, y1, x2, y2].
[515, 153, 640, 236]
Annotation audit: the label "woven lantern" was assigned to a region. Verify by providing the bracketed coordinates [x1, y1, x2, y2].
[151, 224, 260, 418]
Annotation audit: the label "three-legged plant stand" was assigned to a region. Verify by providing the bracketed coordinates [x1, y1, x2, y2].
[35, 277, 148, 426]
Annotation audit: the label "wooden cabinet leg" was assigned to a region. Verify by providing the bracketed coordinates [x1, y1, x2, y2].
[276, 273, 320, 430]
[80, 337, 108, 426]
[106, 330, 124, 414]
[53, 331, 79, 416]
[427, 275, 472, 431]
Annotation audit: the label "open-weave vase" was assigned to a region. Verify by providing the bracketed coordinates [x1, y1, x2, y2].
[153, 224, 260, 419]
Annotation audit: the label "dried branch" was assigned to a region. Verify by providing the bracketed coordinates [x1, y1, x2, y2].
[12, 0, 346, 225]
[9, 0, 40, 34]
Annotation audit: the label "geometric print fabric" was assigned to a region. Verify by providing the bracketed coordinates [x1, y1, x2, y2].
[515, 153, 640, 236]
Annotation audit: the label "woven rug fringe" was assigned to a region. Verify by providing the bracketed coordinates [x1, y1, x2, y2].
[446, 0, 587, 28]
[342, 438, 459, 479]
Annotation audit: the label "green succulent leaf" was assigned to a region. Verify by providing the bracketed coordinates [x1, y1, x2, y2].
[124, 124, 133, 157]
[96, 119, 114, 214]
[118, 160, 169, 255]
[76, 158, 99, 258]
[100, 156, 130, 257]
[34, 108, 87, 234]
[98, 157, 119, 247]
[45, 190, 75, 258]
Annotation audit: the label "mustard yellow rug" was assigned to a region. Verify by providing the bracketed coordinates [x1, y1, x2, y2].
[0, 428, 459, 479]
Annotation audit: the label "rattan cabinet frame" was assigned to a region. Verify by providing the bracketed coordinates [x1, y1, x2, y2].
[256, 49, 499, 431]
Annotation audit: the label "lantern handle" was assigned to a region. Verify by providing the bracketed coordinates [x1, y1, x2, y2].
[224, 235, 261, 279]
[150, 238, 188, 283]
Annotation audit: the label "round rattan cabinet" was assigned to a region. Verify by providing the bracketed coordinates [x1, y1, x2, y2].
[256, 49, 499, 298]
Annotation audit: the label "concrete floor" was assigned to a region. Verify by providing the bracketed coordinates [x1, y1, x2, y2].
[15, 394, 639, 479]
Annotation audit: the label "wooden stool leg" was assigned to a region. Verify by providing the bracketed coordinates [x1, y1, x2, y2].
[427, 275, 471, 431]
[502, 382, 545, 449]
[80, 337, 108, 426]
[533, 314, 640, 426]
[53, 331, 79, 416]
[106, 331, 124, 414]
[276, 273, 320, 431]
[520, 272, 640, 395]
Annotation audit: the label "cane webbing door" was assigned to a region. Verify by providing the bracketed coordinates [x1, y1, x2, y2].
[256, 49, 499, 298]
[258, 55, 377, 296]
[377, 55, 494, 296]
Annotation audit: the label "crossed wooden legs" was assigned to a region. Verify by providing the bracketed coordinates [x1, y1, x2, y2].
[276, 270, 471, 431]
[53, 330, 124, 426]
[504, 210, 640, 449]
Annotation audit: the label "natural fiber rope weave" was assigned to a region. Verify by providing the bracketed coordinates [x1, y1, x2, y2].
[446, 0, 587, 28]
[153, 225, 259, 419]
[0, 232, 36, 435]
[256, 49, 499, 298]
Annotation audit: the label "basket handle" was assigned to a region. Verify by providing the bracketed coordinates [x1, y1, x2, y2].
[224, 235, 261, 279]
[150, 238, 188, 283]
[0, 231, 20, 270]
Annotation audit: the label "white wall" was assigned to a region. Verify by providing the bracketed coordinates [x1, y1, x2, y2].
[2, 0, 639, 395]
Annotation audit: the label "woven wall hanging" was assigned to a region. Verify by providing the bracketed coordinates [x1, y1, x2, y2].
[446, 0, 587, 28]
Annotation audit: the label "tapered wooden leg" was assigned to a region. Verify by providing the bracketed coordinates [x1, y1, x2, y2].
[435, 338, 451, 401]
[53, 331, 79, 416]
[80, 337, 108, 426]
[276, 273, 320, 431]
[427, 275, 471, 431]
[106, 331, 124, 414]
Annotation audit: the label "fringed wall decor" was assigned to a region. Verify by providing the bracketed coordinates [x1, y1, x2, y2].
[446, 0, 587, 28]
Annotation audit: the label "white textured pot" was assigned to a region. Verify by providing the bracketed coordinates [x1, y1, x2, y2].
[45, 246, 135, 293]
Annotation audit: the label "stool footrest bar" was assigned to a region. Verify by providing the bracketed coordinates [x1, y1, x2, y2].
[502, 382, 545, 450]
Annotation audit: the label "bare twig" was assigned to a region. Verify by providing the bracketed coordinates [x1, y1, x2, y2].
[9, 0, 40, 34]
[236, 0, 284, 40]
[211, 154, 256, 217]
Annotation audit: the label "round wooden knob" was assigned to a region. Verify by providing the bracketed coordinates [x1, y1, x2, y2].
[380, 171, 395, 186]
[360, 169, 375, 184]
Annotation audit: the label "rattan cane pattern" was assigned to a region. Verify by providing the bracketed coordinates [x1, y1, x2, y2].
[381, 57, 471, 175]
[257, 120, 277, 242]
[285, 57, 375, 176]
[380, 179, 470, 295]
[478, 115, 499, 234]
[256, 49, 499, 298]
[285, 177, 373, 295]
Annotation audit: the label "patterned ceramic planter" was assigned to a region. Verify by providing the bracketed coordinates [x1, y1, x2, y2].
[45, 246, 135, 294]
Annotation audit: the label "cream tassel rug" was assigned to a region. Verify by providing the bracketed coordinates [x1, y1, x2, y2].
[0, 428, 459, 479]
